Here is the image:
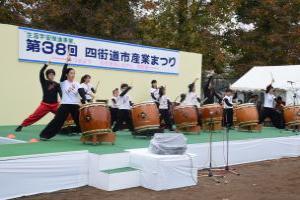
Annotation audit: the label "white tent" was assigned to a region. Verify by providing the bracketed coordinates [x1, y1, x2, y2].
[231, 65, 300, 105]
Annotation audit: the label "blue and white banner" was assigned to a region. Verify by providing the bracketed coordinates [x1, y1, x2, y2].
[18, 27, 179, 74]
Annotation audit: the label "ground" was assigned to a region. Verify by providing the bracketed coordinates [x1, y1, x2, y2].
[16, 157, 300, 200]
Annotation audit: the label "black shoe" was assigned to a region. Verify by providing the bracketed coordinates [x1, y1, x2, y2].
[15, 126, 23, 132]
[39, 137, 50, 141]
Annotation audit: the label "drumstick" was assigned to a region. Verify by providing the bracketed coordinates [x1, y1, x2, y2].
[270, 72, 275, 83]
[200, 97, 208, 105]
[94, 81, 100, 93]
[174, 95, 179, 102]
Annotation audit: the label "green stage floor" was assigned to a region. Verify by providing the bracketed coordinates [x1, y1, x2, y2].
[0, 125, 298, 158]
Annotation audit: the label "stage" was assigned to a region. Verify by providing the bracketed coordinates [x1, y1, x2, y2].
[0, 125, 298, 158]
[0, 126, 300, 199]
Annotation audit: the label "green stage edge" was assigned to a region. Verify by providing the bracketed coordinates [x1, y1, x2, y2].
[0, 125, 298, 158]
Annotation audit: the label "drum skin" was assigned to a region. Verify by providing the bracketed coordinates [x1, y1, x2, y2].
[131, 102, 160, 132]
[173, 105, 198, 128]
[235, 103, 259, 127]
[283, 105, 300, 127]
[79, 103, 111, 134]
[200, 104, 223, 122]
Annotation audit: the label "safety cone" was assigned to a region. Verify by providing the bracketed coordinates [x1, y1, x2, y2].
[7, 133, 16, 139]
[29, 138, 39, 143]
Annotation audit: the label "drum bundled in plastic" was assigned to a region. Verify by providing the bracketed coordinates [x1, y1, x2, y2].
[149, 133, 187, 155]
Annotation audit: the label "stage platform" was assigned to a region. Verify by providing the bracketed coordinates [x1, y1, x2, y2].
[1, 125, 300, 199]
[0, 125, 298, 158]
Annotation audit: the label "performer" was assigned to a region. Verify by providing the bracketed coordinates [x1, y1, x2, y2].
[110, 88, 119, 126]
[275, 96, 285, 112]
[203, 70, 222, 104]
[184, 78, 202, 125]
[15, 62, 62, 132]
[80, 74, 96, 103]
[150, 80, 159, 104]
[158, 86, 174, 131]
[258, 81, 284, 129]
[39, 56, 87, 140]
[222, 89, 235, 127]
[112, 84, 134, 132]
[184, 78, 201, 106]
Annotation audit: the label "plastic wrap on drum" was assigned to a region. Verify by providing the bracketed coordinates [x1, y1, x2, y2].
[149, 133, 187, 155]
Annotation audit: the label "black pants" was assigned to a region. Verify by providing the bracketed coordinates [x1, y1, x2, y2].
[113, 109, 134, 132]
[194, 105, 202, 126]
[159, 109, 173, 130]
[110, 108, 119, 126]
[259, 107, 285, 129]
[223, 108, 233, 127]
[40, 104, 81, 139]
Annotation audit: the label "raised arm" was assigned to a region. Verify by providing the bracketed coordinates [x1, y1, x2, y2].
[120, 86, 132, 97]
[204, 76, 213, 93]
[60, 56, 71, 82]
[39, 63, 48, 85]
[60, 63, 69, 82]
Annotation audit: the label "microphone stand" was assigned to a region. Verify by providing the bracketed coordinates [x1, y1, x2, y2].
[288, 81, 298, 132]
[199, 111, 224, 183]
[223, 108, 240, 175]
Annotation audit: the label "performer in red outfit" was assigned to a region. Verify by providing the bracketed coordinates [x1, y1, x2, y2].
[15, 62, 62, 132]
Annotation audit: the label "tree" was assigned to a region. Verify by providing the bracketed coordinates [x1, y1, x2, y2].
[28, 0, 139, 42]
[136, 0, 238, 73]
[226, 0, 300, 76]
[0, 0, 31, 25]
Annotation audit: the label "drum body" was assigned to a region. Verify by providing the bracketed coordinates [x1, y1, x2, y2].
[200, 104, 223, 130]
[173, 105, 198, 128]
[79, 103, 111, 135]
[283, 105, 300, 127]
[235, 103, 259, 127]
[131, 102, 160, 132]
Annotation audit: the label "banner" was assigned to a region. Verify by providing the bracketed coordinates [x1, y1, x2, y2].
[18, 27, 179, 74]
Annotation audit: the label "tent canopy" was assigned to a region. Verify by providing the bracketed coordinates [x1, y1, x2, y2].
[231, 65, 300, 91]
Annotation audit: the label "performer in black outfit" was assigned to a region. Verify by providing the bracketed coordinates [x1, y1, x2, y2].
[259, 81, 285, 129]
[15, 62, 62, 132]
[158, 86, 174, 131]
[112, 84, 134, 132]
[39, 56, 86, 140]
[203, 72, 222, 104]
[222, 89, 236, 127]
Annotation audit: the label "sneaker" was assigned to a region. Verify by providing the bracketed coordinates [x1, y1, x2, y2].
[15, 126, 23, 132]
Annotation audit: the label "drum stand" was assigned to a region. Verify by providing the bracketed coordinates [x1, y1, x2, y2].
[81, 132, 116, 145]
